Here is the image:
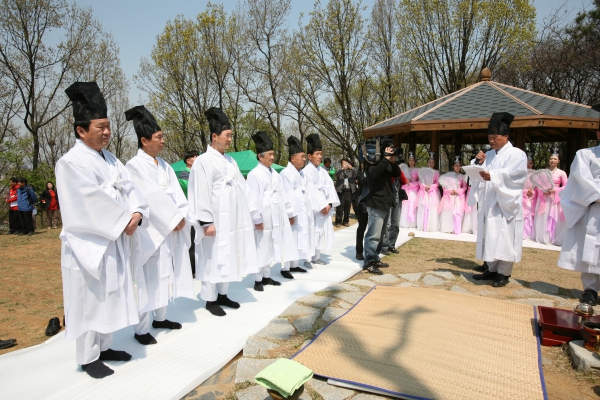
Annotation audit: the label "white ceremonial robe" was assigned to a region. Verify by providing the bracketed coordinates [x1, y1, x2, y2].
[56, 140, 149, 344]
[303, 162, 340, 253]
[469, 142, 527, 268]
[558, 146, 600, 276]
[125, 149, 195, 316]
[188, 145, 259, 300]
[280, 164, 326, 263]
[247, 163, 299, 269]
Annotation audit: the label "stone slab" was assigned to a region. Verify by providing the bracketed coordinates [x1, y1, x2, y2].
[398, 273, 422, 282]
[322, 307, 346, 322]
[353, 394, 385, 400]
[430, 271, 455, 280]
[368, 274, 399, 283]
[243, 338, 280, 358]
[338, 301, 353, 309]
[236, 385, 269, 400]
[422, 275, 446, 286]
[512, 288, 540, 297]
[307, 379, 355, 400]
[293, 311, 320, 333]
[450, 285, 468, 293]
[347, 279, 376, 288]
[477, 290, 495, 296]
[512, 298, 555, 307]
[397, 282, 419, 287]
[235, 358, 276, 383]
[530, 281, 560, 295]
[297, 294, 335, 308]
[459, 272, 487, 285]
[570, 289, 583, 300]
[569, 340, 600, 371]
[333, 291, 364, 305]
[282, 302, 320, 316]
[324, 283, 360, 292]
[254, 318, 296, 340]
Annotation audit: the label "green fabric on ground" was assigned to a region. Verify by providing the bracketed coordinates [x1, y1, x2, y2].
[255, 358, 313, 397]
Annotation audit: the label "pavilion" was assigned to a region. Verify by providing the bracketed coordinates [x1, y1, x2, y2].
[363, 68, 599, 174]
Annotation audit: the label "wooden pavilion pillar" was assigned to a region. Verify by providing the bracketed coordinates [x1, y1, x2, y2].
[514, 128, 525, 151]
[430, 130, 440, 169]
[408, 131, 416, 157]
[454, 132, 463, 157]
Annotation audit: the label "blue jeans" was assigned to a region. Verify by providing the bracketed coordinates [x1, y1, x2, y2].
[383, 194, 401, 251]
[364, 207, 390, 265]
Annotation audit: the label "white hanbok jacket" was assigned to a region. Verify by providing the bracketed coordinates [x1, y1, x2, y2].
[302, 163, 340, 251]
[56, 140, 149, 341]
[247, 163, 299, 267]
[559, 146, 600, 274]
[280, 163, 326, 261]
[188, 145, 259, 283]
[469, 142, 527, 262]
[125, 149, 195, 313]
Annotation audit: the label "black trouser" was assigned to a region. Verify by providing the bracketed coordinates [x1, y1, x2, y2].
[353, 202, 368, 255]
[189, 226, 196, 276]
[9, 209, 22, 233]
[335, 190, 353, 224]
[18, 210, 34, 234]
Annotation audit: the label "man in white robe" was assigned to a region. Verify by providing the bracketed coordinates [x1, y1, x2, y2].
[188, 107, 259, 316]
[124, 106, 195, 345]
[302, 134, 340, 265]
[280, 136, 327, 277]
[558, 105, 600, 305]
[57, 82, 147, 378]
[247, 132, 299, 291]
[470, 112, 527, 287]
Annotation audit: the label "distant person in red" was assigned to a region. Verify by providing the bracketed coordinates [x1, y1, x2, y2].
[5, 177, 21, 234]
[41, 182, 60, 229]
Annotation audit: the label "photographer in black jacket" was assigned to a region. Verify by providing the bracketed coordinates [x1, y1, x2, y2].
[362, 145, 401, 274]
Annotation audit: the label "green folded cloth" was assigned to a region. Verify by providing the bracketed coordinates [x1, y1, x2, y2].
[255, 358, 313, 398]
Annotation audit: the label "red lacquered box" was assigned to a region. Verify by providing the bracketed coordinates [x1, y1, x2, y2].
[537, 306, 600, 346]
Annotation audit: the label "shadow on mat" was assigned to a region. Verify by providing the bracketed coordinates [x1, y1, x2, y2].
[313, 304, 437, 399]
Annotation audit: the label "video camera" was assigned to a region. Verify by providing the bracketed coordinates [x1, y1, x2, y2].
[358, 136, 402, 165]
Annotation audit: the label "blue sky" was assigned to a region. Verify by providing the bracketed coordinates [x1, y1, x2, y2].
[73, 0, 593, 103]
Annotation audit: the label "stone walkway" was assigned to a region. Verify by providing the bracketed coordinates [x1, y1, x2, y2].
[183, 267, 582, 400]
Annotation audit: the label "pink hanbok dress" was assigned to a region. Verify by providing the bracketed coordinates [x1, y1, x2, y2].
[522, 169, 538, 241]
[400, 168, 419, 228]
[438, 172, 466, 235]
[534, 168, 568, 245]
[462, 181, 477, 234]
[416, 169, 440, 232]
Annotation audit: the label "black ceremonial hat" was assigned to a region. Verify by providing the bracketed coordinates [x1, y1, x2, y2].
[252, 131, 274, 154]
[488, 112, 515, 135]
[287, 136, 304, 156]
[124, 105, 162, 140]
[305, 133, 322, 154]
[65, 82, 108, 122]
[204, 107, 230, 135]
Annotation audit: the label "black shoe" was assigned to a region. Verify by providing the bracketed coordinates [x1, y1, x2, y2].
[290, 267, 307, 273]
[390, 248, 399, 254]
[342, 222, 350, 227]
[281, 271, 294, 279]
[206, 301, 226, 316]
[45, 317, 61, 336]
[152, 319, 182, 329]
[134, 332, 157, 345]
[217, 294, 240, 309]
[82, 359, 114, 379]
[17, 232, 25, 236]
[99, 349, 132, 361]
[375, 261, 389, 268]
[381, 250, 390, 256]
[254, 282, 264, 291]
[363, 264, 383, 275]
[27, 232, 33, 236]
[581, 290, 599, 306]
[312, 259, 326, 265]
[491, 273, 510, 287]
[472, 269, 497, 281]
[262, 277, 281, 286]
[356, 253, 364, 260]
[0, 339, 16, 349]
[334, 223, 341, 227]
[473, 261, 489, 272]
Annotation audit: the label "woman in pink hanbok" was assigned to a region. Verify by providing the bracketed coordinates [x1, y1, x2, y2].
[416, 152, 440, 232]
[438, 157, 466, 235]
[534, 150, 568, 245]
[522, 155, 537, 241]
[461, 177, 477, 234]
[399, 152, 420, 228]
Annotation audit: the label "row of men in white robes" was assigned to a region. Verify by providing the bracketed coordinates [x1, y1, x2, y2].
[56, 82, 339, 379]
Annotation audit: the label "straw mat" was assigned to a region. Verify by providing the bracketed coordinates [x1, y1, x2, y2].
[293, 286, 547, 400]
